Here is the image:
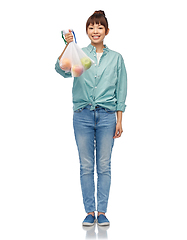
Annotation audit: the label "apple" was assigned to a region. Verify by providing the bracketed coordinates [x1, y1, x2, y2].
[81, 57, 92, 70]
[72, 65, 84, 77]
[59, 58, 72, 71]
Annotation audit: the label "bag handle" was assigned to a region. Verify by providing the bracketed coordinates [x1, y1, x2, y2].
[71, 30, 77, 44]
[61, 29, 77, 44]
[61, 32, 67, 45]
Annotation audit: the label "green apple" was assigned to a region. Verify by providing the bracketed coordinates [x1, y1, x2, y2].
[81, 57, 92, 70]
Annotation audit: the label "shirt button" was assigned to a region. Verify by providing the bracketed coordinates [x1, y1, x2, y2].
[95, 87, 97, 89]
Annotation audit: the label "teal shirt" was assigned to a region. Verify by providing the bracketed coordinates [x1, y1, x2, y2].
[55, 44, 127, 112]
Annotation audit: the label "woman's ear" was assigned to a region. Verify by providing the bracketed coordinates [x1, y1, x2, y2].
[106, 28, 110, 36]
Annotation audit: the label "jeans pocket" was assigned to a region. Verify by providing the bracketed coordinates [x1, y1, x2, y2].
[104, 108, 116, 114]
[74, 107, 84, 113]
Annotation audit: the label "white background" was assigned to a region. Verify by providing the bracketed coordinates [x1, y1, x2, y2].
[0, 0, 187, 239]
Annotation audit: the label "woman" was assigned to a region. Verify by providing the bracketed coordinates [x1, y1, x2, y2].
[55, 10, 127, 226]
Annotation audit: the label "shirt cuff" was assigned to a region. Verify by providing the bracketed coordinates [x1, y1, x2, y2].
[116, 104, 127, 112]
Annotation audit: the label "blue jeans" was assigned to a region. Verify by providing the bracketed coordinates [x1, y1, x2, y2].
[73, 105, 116, 213]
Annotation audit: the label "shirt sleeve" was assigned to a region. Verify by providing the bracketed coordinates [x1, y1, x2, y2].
[55, 58, 72, 78]
[116, 55, 127, 112]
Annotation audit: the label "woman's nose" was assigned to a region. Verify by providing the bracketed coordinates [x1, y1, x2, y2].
[94, 28, 98, 33]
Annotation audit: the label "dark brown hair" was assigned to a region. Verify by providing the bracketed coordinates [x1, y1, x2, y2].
[86, 10, 109, 33]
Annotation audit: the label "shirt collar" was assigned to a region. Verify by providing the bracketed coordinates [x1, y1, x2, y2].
[87, 44, 109, 54]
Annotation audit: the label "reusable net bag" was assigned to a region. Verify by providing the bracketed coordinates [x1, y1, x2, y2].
[59, 30, 94, 77]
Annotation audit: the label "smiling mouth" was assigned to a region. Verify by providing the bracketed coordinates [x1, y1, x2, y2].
[92, 35, 100, 40]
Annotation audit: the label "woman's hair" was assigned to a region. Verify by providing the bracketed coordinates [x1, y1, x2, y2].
[86, 10, 109, 33]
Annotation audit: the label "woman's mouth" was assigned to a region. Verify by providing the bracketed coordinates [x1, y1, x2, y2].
[92, 35, 100, 40]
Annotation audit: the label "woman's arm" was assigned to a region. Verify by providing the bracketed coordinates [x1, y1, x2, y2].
[58, 44, 69, 60]
[58, 31, 73, 60]
[116, 55, 127, 112]
[113, 111, 123, 139]
[55, 31, 74, 78]
[113, 55, 127, 138]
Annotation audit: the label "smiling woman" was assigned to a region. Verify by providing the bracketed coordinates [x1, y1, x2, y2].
[86, 11, 109, 53]
[55, 10, 127, 227]
[86, 24, 109, 51]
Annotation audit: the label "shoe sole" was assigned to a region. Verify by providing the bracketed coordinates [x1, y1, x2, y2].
[97, 222, 110, 226]
[82, 219, 97, 226]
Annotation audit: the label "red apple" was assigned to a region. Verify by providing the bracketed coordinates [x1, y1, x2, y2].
[72, 65, 84, 77]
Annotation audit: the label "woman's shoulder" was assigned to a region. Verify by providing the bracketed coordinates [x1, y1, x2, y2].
[107, 48, 123, 58]
[107, 48, 126, 68]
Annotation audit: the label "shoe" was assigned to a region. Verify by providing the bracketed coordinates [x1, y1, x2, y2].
[82, 214, 96, 226]
[97, 214, 110, 226]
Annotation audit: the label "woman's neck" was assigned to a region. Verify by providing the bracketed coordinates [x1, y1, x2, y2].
[91, 41, 104, 53]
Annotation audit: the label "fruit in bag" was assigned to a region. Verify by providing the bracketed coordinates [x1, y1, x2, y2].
[81, 57, 92, 70]
[72, 65, 84, 77]
[60, 29, 95, 77]
[59, 58, 72, 71]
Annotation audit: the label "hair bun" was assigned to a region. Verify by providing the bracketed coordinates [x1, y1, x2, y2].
[93, 10, 105, 17]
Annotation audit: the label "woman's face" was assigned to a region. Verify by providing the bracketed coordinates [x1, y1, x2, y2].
[87, 23, 109, 44]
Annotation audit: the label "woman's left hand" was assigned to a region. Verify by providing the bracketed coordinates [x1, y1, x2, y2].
[113, 122, 123, 139]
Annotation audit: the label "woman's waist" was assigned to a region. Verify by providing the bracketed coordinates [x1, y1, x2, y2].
[75, 104, 116, 113]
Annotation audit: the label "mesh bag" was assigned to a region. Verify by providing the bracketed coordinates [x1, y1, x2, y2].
[59, 30, 94, 77]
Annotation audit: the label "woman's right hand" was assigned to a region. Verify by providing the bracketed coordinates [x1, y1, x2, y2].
[65, 30, 73, 44]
